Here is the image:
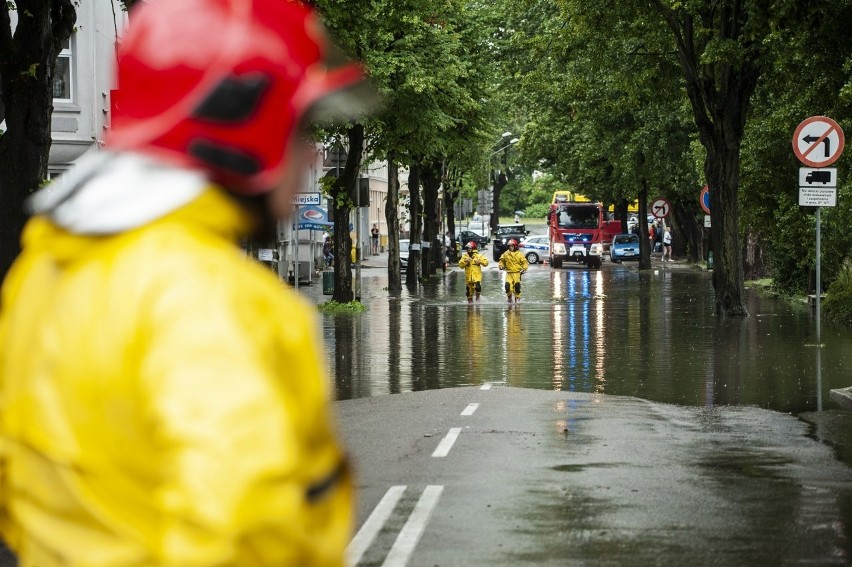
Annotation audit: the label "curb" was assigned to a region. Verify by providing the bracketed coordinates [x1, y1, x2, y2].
[830, 387, 852, 411]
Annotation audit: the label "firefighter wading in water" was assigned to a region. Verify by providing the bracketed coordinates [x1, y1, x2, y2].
[498, 239, 529, 303]
[458, 241, 489, 303]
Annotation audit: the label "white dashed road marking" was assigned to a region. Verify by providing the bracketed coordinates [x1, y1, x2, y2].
[431, 427, 462, 458]
[381, 485, 444, 567]
[347, 485, 406, 566]
[461, 403, 479, 416]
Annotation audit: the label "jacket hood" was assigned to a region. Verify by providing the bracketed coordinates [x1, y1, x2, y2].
[29, 150, 208, 235]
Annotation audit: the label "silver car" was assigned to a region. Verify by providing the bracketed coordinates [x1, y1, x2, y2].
[518, 235, 550, 264]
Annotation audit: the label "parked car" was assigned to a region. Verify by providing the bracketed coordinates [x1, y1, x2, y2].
[458, 230, 489, 249]
[519, 235, 550, 265]
[400, 239, 410, 269]
[610, 233, 641, 263]
[492, 223, 530, 261]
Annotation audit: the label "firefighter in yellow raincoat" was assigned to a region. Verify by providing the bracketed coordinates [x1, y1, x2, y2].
[0, 1, 373, 565]
[498, 239, 529, 303]
[458, 241, 489, 303]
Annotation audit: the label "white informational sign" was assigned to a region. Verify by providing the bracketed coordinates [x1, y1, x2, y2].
[799, 168, 837, 187]
[799, 187, 837, 207]
[410, 243, 421, 251]
[704, 215, 711, 228]
[290, 192, 321, 205]
[258, 249, 276, 261]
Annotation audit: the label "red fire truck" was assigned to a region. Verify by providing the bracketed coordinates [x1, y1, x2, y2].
[547, 192, 620, 269]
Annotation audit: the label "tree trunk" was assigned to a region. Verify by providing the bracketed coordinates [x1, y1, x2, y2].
[421, 160, 441, 277]
[742, 230, 766, 281]
[490, 170, 508, 235]
[405, 162, 422, 290]
[0, 0, 76, 281]
[706, 142, 748, 316]
[385, 152, 401, 295]
[653, 5, 757, 316]
[444, 171, 459, 263]
[638, 179, 651, 270]
[672, 202, 703, 263]
[331, 124, 363, 303]
[615, 199, 628, 233]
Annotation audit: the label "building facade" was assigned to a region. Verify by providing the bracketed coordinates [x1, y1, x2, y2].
[48, 2, 127, 177]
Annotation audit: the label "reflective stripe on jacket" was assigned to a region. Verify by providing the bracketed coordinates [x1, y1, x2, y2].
[0, 185, 352, 566]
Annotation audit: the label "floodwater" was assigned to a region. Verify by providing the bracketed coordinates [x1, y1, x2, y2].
[301, 261, 852, 462]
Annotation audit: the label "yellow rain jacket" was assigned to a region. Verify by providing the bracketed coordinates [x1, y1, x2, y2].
[498, 249, 529, 273]
[0, 160, 352, 566]
[458, 251, 488, 283]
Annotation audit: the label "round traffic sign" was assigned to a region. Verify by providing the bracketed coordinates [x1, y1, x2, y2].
[700, 185, 710, 215]
[651, 197, 671, 219]
[792, 116, 845, 167]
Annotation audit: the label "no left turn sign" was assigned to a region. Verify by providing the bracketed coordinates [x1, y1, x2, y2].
[651, 197, 671, 219]
[792, 116, 845, 167]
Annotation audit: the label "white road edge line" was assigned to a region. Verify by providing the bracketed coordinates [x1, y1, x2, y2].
[480, 382, 492, 390]
[347, 485, 406, 566]
[431, 427, 462, 458]
[381, 485, 444, 567]
[461, 403, 480, 416]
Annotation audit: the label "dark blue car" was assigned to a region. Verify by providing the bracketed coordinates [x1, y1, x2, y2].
[610, 233, 641, 263]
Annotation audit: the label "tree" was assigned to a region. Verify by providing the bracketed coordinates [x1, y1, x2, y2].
[648, 0, 830, 316]
[502, 0, 699, 270]
[317, 0, 495, 294]
[0, 1, 76, 281]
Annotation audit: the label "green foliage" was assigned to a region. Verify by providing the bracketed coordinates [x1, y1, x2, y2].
[503, 0, 698, 211]
[317, 300, 366, 314]
[524, 203, 550, 220]
[824, 264, 852, 327]
[20, 63, 38, 78]
[740, 1, 852, 294]
[499, 172, 560, 217]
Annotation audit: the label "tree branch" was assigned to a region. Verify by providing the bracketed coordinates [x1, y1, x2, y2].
[50, 0, 76, 55]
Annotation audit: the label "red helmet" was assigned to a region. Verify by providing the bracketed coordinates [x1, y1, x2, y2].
[466, 241, 478, 250]
[107, 0, 367, 194]
[509, 239, 519, 248]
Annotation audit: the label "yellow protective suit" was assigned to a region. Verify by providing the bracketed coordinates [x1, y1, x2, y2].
[498, 249, 529, 300]
[0, 185, 351, 566]
[458, 251, 488, 299]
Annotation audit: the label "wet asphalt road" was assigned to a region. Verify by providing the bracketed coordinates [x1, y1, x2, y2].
[338, 385, 852, 566]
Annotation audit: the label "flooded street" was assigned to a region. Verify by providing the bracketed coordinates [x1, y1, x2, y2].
[299, 260, 852, 564]
[302, 261, 852, 462]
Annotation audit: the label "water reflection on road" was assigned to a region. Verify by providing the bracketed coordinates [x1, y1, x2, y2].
[309, 264, 851, 414]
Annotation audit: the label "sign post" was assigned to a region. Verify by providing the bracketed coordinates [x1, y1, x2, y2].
[289, 193, 321, 290]
[792, 116, 844, 346]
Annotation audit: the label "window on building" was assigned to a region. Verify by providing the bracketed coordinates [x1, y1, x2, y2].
[53, 37, 73, 103]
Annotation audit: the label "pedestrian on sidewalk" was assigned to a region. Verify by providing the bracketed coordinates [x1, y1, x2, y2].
[458, 241, 489, 303]
[662, 226, 673, 262]
[0, 1, 372, 565]
[498, 239, 529, 303]
[370, 224, 380, 255]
